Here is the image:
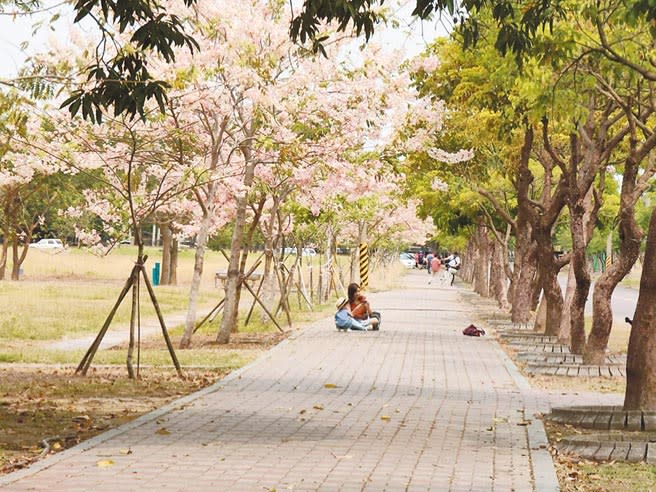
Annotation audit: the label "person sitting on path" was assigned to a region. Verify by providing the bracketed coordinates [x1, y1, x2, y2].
[335, 297, 371, 331]
[347, 282, 380, 329]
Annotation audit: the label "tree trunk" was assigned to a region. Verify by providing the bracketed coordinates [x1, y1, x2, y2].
[584, 151, 643, 364]
[217, 149, 257, 344]
[10, 239, 29, 281]
[473, 222, 490, 296]
[557, 266, 576, 344]
[533, 294, 547, 333]
[490, 240, 510, 310]
[169, 238, 178, 285]
[584, 210, 642, 364]
[180, 217, 211, 348]
[0, 239, 7, 280]
[624, 206, 656, 410]
[568, 198, 592, 354]
[511, 240, 537, 324]
[532, 226, 563, 336]
[159, 222, 172, 285]
[541, 264, 563, 337]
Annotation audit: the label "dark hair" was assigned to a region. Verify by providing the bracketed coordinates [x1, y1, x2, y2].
[347, 283, 360, 303]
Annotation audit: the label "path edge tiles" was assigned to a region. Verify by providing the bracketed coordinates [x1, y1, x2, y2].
[491, 341, 560, 492]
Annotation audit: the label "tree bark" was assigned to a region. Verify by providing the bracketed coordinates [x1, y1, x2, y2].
[584, 207, 642, 364]
[159, 221, 172, 285]
[473, 222, 490, 296]
[169, 238, 178, 285]
[0, 238, 7, 280]
[624, 206, 656, 410]
[512, 241, 538, 324]
[533, 294, 547, 333]
[584, 147, 645, 363]
[538, 250, 563, 337]
[490, 239, 510, 309]
[217, 142, 257, 344]
[558, 265, 576, 343]
[180, 215, 212, 348]
[10, 238, 29, 281]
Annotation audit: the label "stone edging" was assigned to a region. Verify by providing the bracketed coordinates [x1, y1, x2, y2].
[488, 336, 560, 492]
[554, 432, 656, 463]
[526, 364, 624, 377]
[492, 328, 626, 378]
[547, 405, 656, 431]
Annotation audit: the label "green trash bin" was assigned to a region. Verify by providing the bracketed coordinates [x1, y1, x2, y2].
[152, 262, 160, 286]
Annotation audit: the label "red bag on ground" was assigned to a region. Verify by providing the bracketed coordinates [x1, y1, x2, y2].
[463, 324, 485, 337]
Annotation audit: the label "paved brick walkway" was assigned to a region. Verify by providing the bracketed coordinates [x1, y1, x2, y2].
[1, 272, 561, 492]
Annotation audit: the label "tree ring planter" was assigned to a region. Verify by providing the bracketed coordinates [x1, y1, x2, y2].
[511, 343, 571, 353]
[493, 326, 535, 333]
[483, 318, 515, 326]
[501, 334, 560, 344]
[554, 431, 656, 463]
[517, 353, 626, 365]
[547, 406, 656, 431]
[525, 364, 625, 377]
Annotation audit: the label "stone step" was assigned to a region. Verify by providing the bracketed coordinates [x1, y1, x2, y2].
[547, 405, 656, 431]
[525, 364, 625, 377]
[513, 343, 571, 353]
[518, 353, 626, 364]
[501, 334, 559, 344]
[555, 432, 656, 463]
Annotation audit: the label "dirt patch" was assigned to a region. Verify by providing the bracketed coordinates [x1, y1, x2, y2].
[109, 331, 289, 352]
[0, 366, 226, 475]
[525, 374, 626, 394]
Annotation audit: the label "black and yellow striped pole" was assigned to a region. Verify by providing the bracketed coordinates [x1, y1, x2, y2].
[359, 242, 369, 290]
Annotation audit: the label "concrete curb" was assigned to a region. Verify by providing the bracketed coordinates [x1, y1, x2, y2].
[492, 342, 560, 492]
[0, 325, 306, 487]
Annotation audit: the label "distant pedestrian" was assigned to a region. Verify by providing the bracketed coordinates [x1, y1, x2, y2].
[425, 251, 434, 274]
[444, 252, 461, 286]
[428, 255, 441, 284]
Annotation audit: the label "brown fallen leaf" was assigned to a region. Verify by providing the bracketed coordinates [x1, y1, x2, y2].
[313, 404, 324, 410]
[156, 427, 171, 435]
[380, 415, 391, 421]
[324, 383, 337, 389]
[517, 420, 532, 426]
[119, 448, 133, 455]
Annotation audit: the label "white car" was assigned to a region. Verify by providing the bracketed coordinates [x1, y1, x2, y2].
[399, 252, 415, 268]
[29, 238, 64, 250]
[302, 248, 317, 257]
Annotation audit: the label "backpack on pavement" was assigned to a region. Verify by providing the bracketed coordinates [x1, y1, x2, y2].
[462, 324, 485, 337]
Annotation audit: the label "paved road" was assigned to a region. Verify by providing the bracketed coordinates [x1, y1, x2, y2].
[2, 272, 570, 492]
[558, 274, 638, 323]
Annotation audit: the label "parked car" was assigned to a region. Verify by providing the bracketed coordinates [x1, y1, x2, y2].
[399, 252, 415, 268]
[29, 238, 64, 250]
[302, 248, 317, 257]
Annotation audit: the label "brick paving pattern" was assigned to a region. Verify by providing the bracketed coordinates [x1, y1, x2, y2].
[1, 272, 562, 491]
